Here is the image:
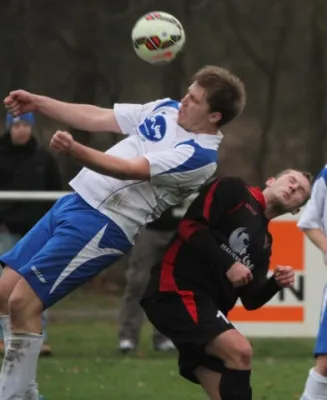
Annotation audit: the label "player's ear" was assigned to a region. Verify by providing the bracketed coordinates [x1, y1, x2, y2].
[209, 112, 222, 125]
[291, 207, 301, 215]
[265, 177, 275, 187]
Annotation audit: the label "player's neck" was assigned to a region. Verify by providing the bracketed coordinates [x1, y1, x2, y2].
[262, 190, 283, 220]
[264, 204, 282, 220]
[192, 122, 219, 135]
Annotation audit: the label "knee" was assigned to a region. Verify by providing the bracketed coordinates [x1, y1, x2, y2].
[206, 331, 253, 370]
[8, 285, 42, 318]
[316, 356, 327, 376]
[0, 267, 22, 313]
[227, 341, 253, 370]
[8, 291, 28, 316]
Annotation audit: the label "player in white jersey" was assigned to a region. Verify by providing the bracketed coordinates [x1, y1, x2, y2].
[298, 165, 327, 400]
[0, 66, 245, 399]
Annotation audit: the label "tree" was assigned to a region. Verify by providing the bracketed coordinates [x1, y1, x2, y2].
[306, 0, 327, 175]
[222, 0, 293, 184]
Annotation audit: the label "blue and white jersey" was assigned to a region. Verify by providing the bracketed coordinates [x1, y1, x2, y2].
[298, 165, 327, 233]
[70, 98, 222, 242]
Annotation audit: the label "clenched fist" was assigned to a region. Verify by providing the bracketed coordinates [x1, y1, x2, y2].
[273, 266, 295, 288]
[4, 90, 37, 116]
[50, 131, 74, 154]
[226, 262, 253, 288]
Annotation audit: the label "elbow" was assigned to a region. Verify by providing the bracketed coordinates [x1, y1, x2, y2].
[114, 160, 150, 181]
[241, 298, 259, 311]
[243, 303, 257, 311]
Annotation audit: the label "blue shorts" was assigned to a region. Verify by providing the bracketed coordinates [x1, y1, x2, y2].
[0, 193, 132, 309]
[315, 284, 327, 355]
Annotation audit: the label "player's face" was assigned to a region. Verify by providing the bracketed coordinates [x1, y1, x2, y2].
[266, 171, 311, 213]
[10, 122, 32, 145]
[178, 82, 221, 132]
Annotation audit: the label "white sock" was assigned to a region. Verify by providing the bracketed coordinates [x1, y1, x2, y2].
[1, 316, 40, 400]
[300, 368, 327, 399]
[1, 315, 11, 349]
[0, 332, 43, 400]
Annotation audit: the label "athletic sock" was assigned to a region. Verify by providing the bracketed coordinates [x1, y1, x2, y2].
[2, 316, 40, 400]
[219, 368, 252, 400]
[300, 368, 327, 399]
[0, 332, 43, 400]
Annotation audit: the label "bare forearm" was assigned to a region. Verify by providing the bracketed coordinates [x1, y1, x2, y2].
[70, 142, 149, 180]
[303, 228, 327, 252]
[33, 95, 121, 133]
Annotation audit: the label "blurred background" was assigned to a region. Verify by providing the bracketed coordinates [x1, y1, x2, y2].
[0, 0, 325, 399]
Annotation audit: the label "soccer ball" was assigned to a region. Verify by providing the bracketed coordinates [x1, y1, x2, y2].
[131, 11, 186, 64]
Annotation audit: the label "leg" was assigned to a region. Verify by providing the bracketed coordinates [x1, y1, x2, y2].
[40, 310, 52, 356]
[142, 292, 230, 396]
[0, 194, 132, 399]
[194, 366, 221, 400]
[118, 228, 174, 352]
[301, 285, 327, 400]
[118, 231, 148, 351]
[0, 232, 24, 354]
[205, 328, 253, 400]
[0, 211, 55, 400]
[205, 329, 252, 370]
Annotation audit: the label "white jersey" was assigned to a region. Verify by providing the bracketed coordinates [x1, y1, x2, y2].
[70, 98, 222, 242]
[298, 165, 327, 233]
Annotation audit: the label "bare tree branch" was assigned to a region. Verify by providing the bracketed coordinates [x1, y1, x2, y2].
[221, 0, 271, 76]
[221, 0, 292, 183]
[254, 1, 293, 182]
[306, 0, 327, 174]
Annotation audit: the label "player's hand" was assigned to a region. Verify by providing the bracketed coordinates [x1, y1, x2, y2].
[273, 266, 295, 288]
[226, 262, 253, 288]
[4, 90, 37, 116]
[50, 130, 74, 154]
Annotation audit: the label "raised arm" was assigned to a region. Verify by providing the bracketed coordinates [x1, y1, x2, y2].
[50, 131, 216, 182]
[4, 89, 162, 134]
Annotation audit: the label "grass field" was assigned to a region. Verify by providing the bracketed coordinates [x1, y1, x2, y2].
[37, 317, 315, 400]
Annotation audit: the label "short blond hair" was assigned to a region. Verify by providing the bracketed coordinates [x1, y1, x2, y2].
[193, 66, 246, 127]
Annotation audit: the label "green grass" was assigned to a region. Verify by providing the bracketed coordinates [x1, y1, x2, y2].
[36, 320, 315, 400]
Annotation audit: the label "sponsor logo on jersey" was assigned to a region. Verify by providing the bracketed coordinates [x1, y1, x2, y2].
[220, 227, 254, 269]
[138, 115, 167, 142]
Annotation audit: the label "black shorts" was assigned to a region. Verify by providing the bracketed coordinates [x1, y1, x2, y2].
[141, 292, 235, 384]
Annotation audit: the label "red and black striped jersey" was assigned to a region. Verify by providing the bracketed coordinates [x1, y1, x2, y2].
[143, 177, 280, 315]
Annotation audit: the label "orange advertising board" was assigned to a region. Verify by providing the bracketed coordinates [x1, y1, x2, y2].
[229, 220, 304, 323]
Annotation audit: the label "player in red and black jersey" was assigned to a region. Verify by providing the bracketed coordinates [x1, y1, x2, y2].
[141, 169, 312, 400]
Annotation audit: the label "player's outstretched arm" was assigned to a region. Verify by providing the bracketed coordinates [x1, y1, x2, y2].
[4, 90, 122, 134]
[303, 228, 327, 257]
[50, 131, 150, 180]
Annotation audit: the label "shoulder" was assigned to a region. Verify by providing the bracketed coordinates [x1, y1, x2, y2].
[214, 176, 248, 191]
[314, 165, 327, 185]
[174, 139, 218, 168]
[151, 98, 181, 113]
[197, 177, 247, 201]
